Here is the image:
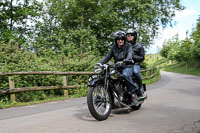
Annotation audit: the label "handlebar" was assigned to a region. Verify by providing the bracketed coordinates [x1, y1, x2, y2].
[95, 60, 134, 70]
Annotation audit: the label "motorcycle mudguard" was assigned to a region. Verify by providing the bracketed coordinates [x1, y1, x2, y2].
[143, 84, 146, 91]
[88, 78, 104, 87]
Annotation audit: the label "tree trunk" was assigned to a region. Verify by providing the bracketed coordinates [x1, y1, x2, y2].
[10, 0, 13, 30]
[80, 5, 85, 54]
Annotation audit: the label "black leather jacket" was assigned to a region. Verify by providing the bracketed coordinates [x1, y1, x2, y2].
[99, 43, 133, 67]
[130, 42, 144, 65]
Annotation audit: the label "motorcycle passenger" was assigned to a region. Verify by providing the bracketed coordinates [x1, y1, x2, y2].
[99, 31, 138, 102]
[126, 28, 145, 96]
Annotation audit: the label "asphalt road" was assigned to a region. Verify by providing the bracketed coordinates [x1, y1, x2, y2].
[0, 71, 200, 133]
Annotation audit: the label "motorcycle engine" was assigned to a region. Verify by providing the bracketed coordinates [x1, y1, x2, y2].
[114, 81, 124, 97]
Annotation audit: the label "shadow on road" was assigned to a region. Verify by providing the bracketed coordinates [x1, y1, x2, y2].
[73, 104, 98, 122]
[111, 108, 135, 115]
[73, 104, 139, 122]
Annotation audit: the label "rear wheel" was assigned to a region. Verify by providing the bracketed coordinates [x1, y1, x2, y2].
[87, 84, 112, 121]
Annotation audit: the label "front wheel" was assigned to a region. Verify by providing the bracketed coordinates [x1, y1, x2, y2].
[87, 84, 112, 121]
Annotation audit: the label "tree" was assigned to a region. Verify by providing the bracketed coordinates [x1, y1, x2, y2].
[180, 37, 192, 68]
[44, 0, 184, 54]
[160, 40, 171, 58]
[0, 0, 43, 48]
[191, 16, 200, 67]
[160, 34, 182, 63]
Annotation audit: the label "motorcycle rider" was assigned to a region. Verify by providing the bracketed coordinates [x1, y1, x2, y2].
[126, 28, 145, 96]
[98, 31, 138, 102]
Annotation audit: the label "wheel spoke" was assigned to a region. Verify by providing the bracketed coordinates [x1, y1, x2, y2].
[91, 84, 111, 116]
[95, 102, 103, 113]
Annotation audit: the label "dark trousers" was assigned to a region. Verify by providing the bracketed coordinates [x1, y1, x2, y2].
[132, 65, 142, 85]
[119, 67, 137, 94]
[132, 64, 144, 94]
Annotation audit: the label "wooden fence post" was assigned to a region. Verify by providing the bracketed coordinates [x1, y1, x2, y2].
[145, 70, 147, 77]
[150, 69, 152, 76]
[153, 68, 155, 75]
[63, 76, 68, 96]
[8, 76, 15, 102]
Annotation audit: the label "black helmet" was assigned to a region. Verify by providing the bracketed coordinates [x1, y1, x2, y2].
[126, 28, 137, 41]
[114, 31, 126, 44]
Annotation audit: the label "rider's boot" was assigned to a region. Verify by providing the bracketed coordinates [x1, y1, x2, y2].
[138, 83, 144, 96]
[131, 92, 138, 103]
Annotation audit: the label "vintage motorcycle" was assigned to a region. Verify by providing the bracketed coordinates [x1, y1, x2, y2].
[87, 62, 147, 121]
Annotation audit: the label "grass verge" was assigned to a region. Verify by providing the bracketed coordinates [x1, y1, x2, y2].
[143, 70, 160, 85]
[161, 62, 200, 76]
[0, 94, 86, 109]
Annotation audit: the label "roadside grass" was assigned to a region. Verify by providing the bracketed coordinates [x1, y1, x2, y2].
[145, 54, 200, 76]
[0, 96, 68, 109]
[161, 62, 200, 76]
[0, 93, 86, 109]
[143, 70, 160, 85]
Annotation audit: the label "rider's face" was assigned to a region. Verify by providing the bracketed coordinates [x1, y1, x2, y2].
[117, 38, 124, 48]
[127, 34, 134, 41]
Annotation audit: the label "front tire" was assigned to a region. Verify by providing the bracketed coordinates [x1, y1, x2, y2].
[87, 84, 112, 121]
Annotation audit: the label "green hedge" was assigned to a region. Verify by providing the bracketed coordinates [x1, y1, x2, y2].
[0, 44, 100, 102]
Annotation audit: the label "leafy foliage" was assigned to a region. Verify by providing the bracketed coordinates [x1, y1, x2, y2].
[191, 16, 200, 63]
[0, 0, 43, 46]
[0, 43, 100, 102]
[159, 16, 200, 68]
[44, 0, 184, 52]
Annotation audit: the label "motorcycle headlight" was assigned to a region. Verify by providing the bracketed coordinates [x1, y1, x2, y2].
[110, 69, 119, 79]
[94, 63, 103, 74]
[88, 75, 98, 82]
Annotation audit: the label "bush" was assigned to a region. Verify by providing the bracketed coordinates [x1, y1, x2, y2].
[0, 43, 101, 102]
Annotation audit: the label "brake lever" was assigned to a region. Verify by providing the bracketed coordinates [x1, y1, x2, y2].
[116, 61, 123, 65]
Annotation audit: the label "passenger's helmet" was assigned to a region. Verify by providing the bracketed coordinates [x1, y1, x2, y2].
[126, 28, 137, 41]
